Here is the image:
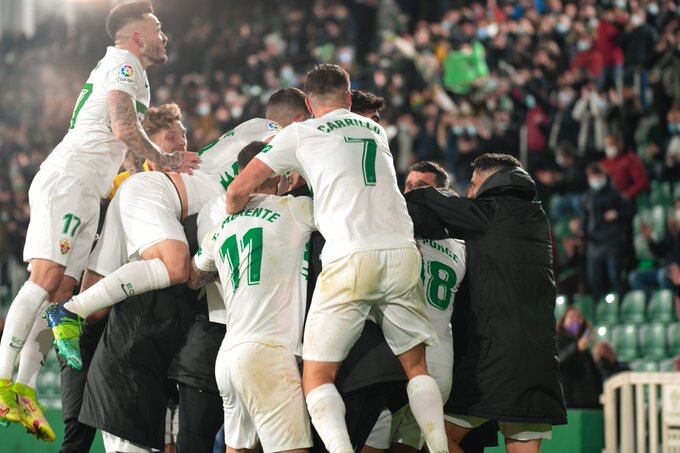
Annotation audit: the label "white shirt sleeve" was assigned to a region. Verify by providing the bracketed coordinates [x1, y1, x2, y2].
[104, 59, 141, 97]
[255, 124, 300, 176]
[287, 196, 316, 232]
[194, 226, 218, 272]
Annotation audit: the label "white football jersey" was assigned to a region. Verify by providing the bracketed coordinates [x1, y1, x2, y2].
[179, 170, 224, 217]
[194, 194, 315, 354]
[42, 46, 150, 198]
[256, 108, 414, 263]
[198, 118, 281, 191]
[196, 194, 228, 325]
[419, 238, 466, 365]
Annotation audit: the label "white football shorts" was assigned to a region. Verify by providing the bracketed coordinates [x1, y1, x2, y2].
[303, 247, 437, 362]
[216, 342, 312, 452]
[24, 167, 100, 282]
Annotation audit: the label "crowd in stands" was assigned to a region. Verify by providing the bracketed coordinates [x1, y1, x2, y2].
[1, 0, 680, 381]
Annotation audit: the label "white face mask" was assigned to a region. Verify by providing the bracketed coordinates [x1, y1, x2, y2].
[605, 146, 619, 158]
[589, 177, 606, 191]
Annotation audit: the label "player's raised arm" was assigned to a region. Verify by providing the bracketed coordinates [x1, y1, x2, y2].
[108, 90, 199, 173]
[226, 157, 274, 214]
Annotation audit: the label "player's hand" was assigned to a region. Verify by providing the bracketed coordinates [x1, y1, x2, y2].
[161, 151, 200, 174]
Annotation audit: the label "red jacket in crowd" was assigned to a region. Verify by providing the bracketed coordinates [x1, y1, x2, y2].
[571, 49, 604, 79]
[599, 152, 650, 199]
[596, 20, 624, 67]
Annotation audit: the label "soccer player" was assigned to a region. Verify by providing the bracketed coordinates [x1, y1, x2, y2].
[364, 162, 466, 453]
[188, 141, 316, 453]
[228, 64, 448, 453]
[0, 0, 198, 432]
[47, 88, 309, 369]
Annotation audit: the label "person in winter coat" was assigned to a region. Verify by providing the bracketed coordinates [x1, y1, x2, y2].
[557, 307, 602, 409]
[405, 153, 567, 453]
[577, 163, 635, 298]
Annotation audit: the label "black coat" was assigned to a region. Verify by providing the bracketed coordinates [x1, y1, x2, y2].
[405, 168, 567, 425]
[557, 330, 603, 409]
[580, 182, 634, 258]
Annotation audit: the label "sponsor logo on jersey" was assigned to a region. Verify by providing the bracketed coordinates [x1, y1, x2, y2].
[120, 282, 135, 297]
[267, 122, 280, 131]
[59, 238, 71, 255]
[261, 144, 273, 153]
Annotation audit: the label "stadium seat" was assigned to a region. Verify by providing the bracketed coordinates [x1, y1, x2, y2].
[639, 323, 668, 359]
[595, 292, 619, 325]
[668, 323, 680, 357]
[658, 358, 677, 372]
[649, 181, 671, 206]
[612, 324, 639, 362]
[555, 294, 568, 321]
[630, 359, 659, 372]
[594, 324, 612, 344]
[647, 289, 675, 323]
[620, 290, 646, 324]
[573, 294, 595, 322]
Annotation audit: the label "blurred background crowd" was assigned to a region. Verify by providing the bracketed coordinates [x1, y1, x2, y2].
[1, 0, 680, 406]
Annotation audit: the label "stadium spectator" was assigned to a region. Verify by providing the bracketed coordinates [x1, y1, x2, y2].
[557, 307, 602, 409]
[577, 163, 634, 298]
[599, 132, 650, 200]
[572, 82, 609, 154]
[593, 342, 630, 382]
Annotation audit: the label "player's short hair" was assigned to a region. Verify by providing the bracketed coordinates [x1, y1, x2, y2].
[408, 161, 449, 188]
[142, 103, 181, 137]
[106, 1, 154, 40]
[266, 87, 308, 117]
[237, 141, 267, 172]
[304, 64, 350, 97]
[472, 153, 522, 173]
[351, 90, 385, 119]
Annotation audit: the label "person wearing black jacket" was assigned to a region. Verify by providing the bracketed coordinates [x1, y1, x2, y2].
[405, 153, 567, 452]
[577, 163, 634, 298]
[556, 307, 602, 409]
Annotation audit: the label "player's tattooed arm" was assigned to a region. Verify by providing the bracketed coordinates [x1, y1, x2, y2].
[122, 152, 146, 174]
[108, 90, 200, 173]
[187, 259, 216, 290]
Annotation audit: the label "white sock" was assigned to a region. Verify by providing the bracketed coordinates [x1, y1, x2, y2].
[64, 259, 170, 318]
[15, 301, 53, 389]
[407, 375, 448, 453]
[0, 281, 49, 380]
[306, 384, 353, 453]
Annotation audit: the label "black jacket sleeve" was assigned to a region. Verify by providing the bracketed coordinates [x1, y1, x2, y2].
[404, 187, 494, 239]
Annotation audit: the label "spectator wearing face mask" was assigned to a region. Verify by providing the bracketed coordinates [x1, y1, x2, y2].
[557, 307, 602, 409]
[592, 342, 630, 381]
[622, 8, 657, 108]
[571, 34, 604, 81]
[575, 163, 634, 298]
[548, 84, 580, 151]
[599, 131, 650, 200]
[573, 83, 609, 154]
[596, 7, 625, 91]
[535, 141, 588, 218]
[661, 104, 680, 182]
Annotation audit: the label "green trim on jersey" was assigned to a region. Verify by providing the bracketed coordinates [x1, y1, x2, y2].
[135, 100, 148, 117]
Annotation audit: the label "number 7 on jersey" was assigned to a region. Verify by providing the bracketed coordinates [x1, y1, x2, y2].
[344, 137, 377, 186]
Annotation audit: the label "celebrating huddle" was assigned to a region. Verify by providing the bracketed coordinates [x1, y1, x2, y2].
[0, 2, 567, 453]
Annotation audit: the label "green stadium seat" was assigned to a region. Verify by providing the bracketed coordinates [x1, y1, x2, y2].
[596, 292, 619, 325]
[594, 324, 612, 344]
[630, 359, 659, 372]
[621, 290, 647, 324]
[647, 289, 675, 323]
[658, 358, 677, 372]
[639, 323, 668, 359]
[612, 324, 639, 362]
[668, 323, 680, 356]
[573, 294, 595, 322]
[555, 295, 568, 321]
[650, 181, 671, 206]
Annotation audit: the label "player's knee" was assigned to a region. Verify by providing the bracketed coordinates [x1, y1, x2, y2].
[28, 262, 65, 295]
[164, 259, 189, 285]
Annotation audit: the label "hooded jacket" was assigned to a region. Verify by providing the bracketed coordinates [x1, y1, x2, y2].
[405, 167, 567, 424]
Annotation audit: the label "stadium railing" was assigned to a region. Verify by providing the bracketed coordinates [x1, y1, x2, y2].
[601, 371, 680, 453]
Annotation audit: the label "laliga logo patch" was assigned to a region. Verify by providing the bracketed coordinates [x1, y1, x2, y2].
[120, 63, 135, 79]
[60, 238, 71, 255]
